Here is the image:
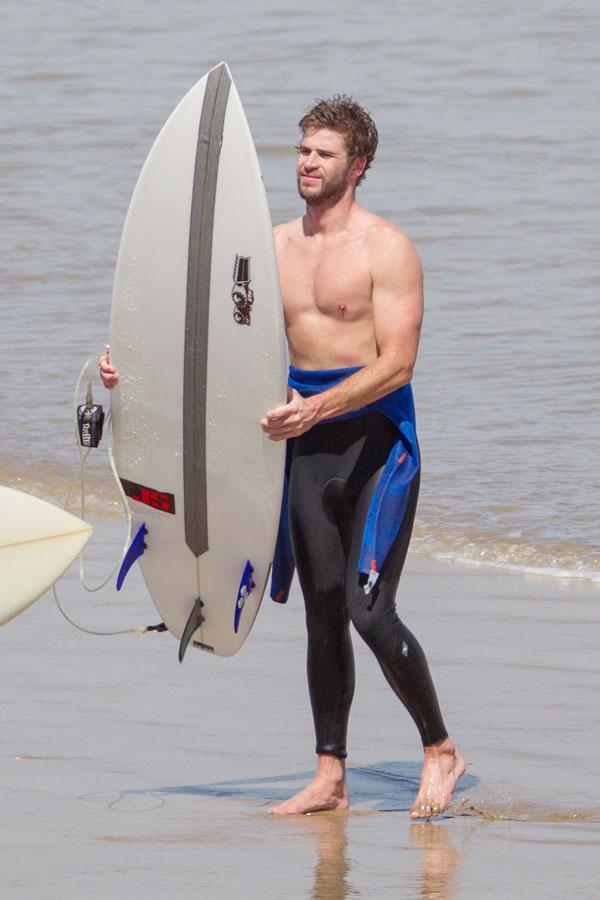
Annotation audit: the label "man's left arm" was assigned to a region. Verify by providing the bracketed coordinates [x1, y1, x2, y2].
[261, 228, 423, 441]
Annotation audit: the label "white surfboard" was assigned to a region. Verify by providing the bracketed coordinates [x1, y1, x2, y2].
[0, 486, 93, 626]
[110, 62, 287, 658]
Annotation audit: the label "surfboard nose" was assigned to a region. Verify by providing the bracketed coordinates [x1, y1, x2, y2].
[0, 486, 93, 627]
[211, 60, 231, 78]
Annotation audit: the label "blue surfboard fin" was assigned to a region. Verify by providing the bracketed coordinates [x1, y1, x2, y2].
[234, 560, 255, 633]
[116, 523, 148, 591]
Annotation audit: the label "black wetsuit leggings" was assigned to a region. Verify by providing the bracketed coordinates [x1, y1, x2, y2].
[288, 412, 448, 759]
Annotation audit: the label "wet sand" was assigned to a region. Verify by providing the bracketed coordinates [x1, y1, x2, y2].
[1, 522, 599, 899]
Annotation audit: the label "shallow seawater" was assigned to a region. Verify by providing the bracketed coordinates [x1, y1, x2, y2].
[2, 0, 599, 583]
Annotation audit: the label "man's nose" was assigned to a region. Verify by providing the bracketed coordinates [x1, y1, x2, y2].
[303, 150, 319, 168]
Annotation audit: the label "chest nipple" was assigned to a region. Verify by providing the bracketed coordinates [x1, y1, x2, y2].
[338, 303, 347, 319]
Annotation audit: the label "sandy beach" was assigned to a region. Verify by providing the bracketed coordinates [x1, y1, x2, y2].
[1, 521, 598, 899]
[3, 2, 600, 897]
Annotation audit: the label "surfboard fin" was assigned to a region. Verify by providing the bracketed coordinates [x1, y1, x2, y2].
[116, 523, 148, 591]
[234, 560, 255, 633]
[179, 597, 205, 663]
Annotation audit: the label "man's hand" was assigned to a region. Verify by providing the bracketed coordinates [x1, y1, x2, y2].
[260, 389, 320, 441]
[99, 344, 119, 390]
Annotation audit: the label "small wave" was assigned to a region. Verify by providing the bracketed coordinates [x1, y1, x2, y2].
[418, 550, 600, 584]
[2, 459, 599, 584]
[0, 458, 123, 520]
[13, 71, 76, 83]
[411, 523, 600, 584]
[255, 143, 295, 157]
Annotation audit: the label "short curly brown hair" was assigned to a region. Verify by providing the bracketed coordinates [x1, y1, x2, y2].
[298, 94, 379, 185]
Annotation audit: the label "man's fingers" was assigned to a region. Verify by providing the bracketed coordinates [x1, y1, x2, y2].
[267, 402, 297, 421]
[263, 427, 293, 442]
[261, 391, 309, 439]
[261, 412, 300, 432]
[260, 411, 293, 429]
[259, 412, 287, 428]
[264, 391, 304, 422]
[261, 418, 303, 438]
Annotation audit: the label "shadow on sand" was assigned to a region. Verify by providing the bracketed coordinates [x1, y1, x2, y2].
[123, 760, 478, 813]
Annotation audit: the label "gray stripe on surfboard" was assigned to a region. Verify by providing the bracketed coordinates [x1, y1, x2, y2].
[184, 63, 231, 557]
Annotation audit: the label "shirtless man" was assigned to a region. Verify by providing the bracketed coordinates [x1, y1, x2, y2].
[259, 96, 464, 818]
[101, 95, 464, 819]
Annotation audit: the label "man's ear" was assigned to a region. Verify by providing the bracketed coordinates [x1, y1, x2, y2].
[350, 155, 367, 184]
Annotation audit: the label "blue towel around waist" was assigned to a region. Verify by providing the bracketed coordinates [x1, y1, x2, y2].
[270, 365, 420, 604]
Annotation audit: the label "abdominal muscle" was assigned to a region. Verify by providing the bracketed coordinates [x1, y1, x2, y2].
[285, 307, 378, 370]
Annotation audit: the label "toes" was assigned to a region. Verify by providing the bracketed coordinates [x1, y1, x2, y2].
[410, 803, 433, 819]
[410, 801, 446, 820]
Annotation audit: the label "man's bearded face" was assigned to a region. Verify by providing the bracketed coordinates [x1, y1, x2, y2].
[296, 128, 355, 204]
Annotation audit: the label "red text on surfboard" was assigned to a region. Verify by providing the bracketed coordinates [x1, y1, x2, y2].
[120, 478, 176, 514]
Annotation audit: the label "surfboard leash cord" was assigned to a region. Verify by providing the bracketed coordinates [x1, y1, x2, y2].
[52, 355, 156, 637]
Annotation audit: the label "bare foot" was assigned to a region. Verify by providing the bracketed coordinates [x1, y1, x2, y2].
[269, 755, 349, 816]
[410, 737, 466, 820]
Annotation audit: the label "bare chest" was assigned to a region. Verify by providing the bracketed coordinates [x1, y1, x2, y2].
[279, 236, 373, 320]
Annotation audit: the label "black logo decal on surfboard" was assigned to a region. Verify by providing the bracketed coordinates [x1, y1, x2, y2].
[231, 255, 254, 325]
[120, 478, 176, 514]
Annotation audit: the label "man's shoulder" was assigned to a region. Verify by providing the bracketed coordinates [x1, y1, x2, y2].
[360, 211, 416, 254]
[354, 211, 422, 289]
[274, 218, 303, 245]
[357, 214, 420, 276]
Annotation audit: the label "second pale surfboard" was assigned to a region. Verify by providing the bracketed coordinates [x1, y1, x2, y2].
[0, 486, 93, 627]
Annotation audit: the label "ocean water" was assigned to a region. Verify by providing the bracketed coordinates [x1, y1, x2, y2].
[2, 0, 599, 582]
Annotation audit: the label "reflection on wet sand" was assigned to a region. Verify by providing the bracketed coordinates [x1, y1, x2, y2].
[282, 813, 353, 900]
[310, 814, 353, 900]
[285, 812, 464, 900]
[410, 823, 463, 900]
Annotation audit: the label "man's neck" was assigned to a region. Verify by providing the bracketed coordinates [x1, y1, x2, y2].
[302, 191, 358, 236]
